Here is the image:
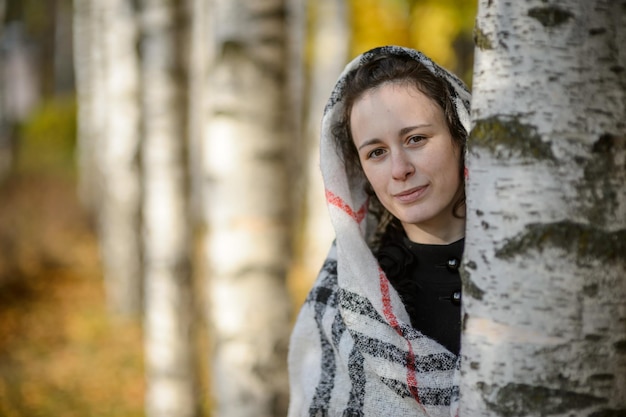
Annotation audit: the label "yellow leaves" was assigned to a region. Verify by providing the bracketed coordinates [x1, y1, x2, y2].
[349, 0, 412, 57]
[17, 97, 77, 174]
[410, 3, 460, 71]
[348, 0, 477, 82]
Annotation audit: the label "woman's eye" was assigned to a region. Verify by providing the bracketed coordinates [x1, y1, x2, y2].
[367, 148, 386, 159]
[408, 135, 426, 144]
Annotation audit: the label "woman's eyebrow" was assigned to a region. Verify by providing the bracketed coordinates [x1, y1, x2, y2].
[398, 124, 431, 137]
[357, 138, 384, 151]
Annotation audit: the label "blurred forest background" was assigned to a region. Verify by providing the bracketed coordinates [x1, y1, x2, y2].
[0, 0, 476, 416]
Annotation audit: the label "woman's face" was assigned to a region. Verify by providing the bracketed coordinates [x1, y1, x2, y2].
[350, 82, 465, 244]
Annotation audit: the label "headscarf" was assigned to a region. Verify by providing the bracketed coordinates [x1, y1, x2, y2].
[288, 46, 471, 417]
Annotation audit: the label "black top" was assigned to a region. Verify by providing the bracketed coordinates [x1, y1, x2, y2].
[376, 234, 464, 355]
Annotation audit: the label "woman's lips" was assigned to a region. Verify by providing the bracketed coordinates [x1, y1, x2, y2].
[394, 185, 428, 203]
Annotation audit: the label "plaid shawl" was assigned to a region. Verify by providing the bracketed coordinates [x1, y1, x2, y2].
[288, 46, 471, 417]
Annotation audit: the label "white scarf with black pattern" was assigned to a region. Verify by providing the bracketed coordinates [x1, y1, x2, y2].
[288, 46, 472, 417]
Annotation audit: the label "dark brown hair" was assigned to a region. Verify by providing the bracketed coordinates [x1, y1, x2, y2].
[332, 52, 467, 242]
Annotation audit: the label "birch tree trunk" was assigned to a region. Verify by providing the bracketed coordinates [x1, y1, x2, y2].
[138, 0, 199, 416]
[285, 0, 305, 256]
[0, 0, 9, 182]
[99, 0, 143, 317]
[73, 0, 103, 214]
[204, 1, 293, 415]
[462, 1, 626, 415]
[295, 0, 349, 296]
[187, 0, 212, 226]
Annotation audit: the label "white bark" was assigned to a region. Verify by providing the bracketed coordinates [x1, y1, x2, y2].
[187, 0, 212, 226]
[138, 0, 198, 416]
[462, 1, 626, 415]
[204, 1, 292, 415]
[0, 0, 10, 182]
[98, 0, 143, 317]
[285, 0, 305, 239]
[73, 0, 102, 212]
[1, 25, 40, 122]
[297, 0, 350, 294]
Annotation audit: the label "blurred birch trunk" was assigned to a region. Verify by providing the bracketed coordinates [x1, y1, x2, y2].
[187, 0, 211, 227]
[203, 0, 293, 415]
[285, 0, 305, 248]
[462, 1, 626, 415]
[293, 0, 349, 300]
[73, 0, 102, 212]
[92, 0, 143, 317]
[138, 0, 199, 416]
[0, 0, 9, 182]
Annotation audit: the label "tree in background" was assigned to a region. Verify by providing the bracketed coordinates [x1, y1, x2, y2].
[202, 0, 293, 416]
[75, 0, 143, 317]
[97, 0, 143, 317]
[462, 0, 626, 415]
[73, 0, 101, 212]
[138, 0, 199, 416]
[72, 0, 144, 318]
[0, 0, 48, 182]
[0, 1, 4, 31]
[290, 0, 350, 306]
[0, 0, 9, 181]
[186, 0, 212, 227]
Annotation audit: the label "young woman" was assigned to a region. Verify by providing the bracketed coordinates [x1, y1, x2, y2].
[288, 46, 471, 417]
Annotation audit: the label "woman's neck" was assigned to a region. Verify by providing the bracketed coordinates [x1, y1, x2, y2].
[401, 217, 465, 245]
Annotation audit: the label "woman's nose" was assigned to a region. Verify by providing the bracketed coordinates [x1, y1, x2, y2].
[391, 151, 415, 180]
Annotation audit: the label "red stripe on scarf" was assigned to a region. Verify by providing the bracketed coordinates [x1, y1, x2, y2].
[325, 190, 366, 223]
[378, 268, 427, 412]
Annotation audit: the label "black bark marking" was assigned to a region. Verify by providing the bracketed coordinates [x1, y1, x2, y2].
[589, 28, 607, 36]
[249, 5, 287, 21]
[496, 221, 626, 264]
[485, 383, 606, 417]
[614, 339, 626, 353]
[579, 133, 625, 227]
[528, 6, 574, 28]
[589, 409, 626, 417]
[588, 374, 615, 383]
[462, 274, 485, 300]
[585, 334, 603, 342]
[583, 283, 599, 297]
[470, 116, 555, 161]
[474, 25, 493, 50]
[592, 133, 623, 154]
